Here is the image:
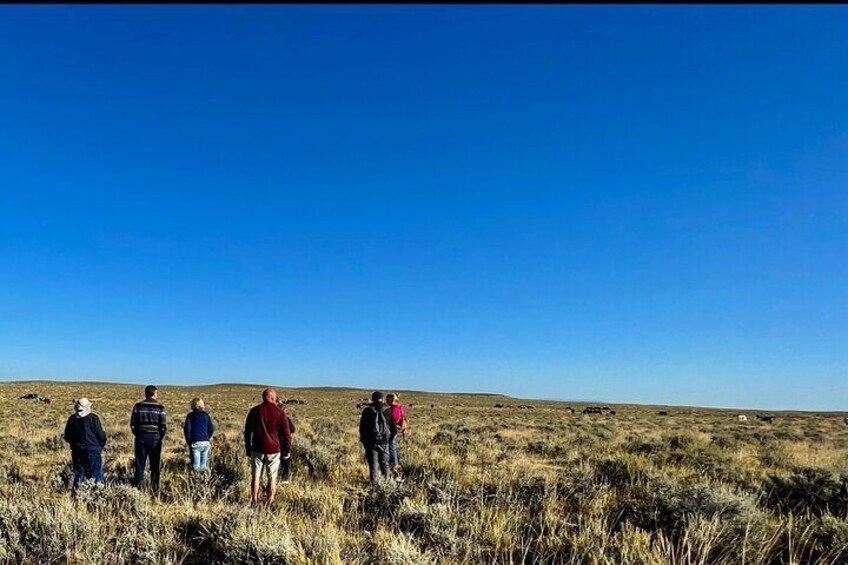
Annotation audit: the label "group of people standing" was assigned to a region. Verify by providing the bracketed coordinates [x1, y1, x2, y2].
[63, 385, 218, 493]
[358, 390, 408, 485]
[62, 385, 407, 499]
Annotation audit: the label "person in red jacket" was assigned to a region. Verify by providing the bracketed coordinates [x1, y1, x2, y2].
[243, 388, 291, 506]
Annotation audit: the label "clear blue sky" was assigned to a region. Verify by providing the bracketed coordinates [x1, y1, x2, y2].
[1, 6, 846, 410]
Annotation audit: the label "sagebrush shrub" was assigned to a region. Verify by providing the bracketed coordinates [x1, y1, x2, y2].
[362, 480, 413, 529]
[762, 467, 848, 517]
[611, 475, 762, 540]
[0, 487, 106, 563]
[398, 500, 458, 555]
[294, 435, 341, 480]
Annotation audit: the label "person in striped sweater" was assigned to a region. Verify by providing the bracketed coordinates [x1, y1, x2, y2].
[130, 385, 167, 493]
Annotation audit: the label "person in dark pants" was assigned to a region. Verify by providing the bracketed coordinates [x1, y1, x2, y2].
[63, 397, 107, 492]
[280, 412, 295, 483]
[130, 385, 167, 493]
[358, 391, 397, 487]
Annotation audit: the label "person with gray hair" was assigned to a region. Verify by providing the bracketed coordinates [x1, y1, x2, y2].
[63, 397, 107, 491]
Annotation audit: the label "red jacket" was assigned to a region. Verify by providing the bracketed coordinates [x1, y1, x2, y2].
[244, 402, 291, 455]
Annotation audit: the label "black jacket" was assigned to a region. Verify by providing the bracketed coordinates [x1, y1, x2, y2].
[64, 414, 107, 451]
[359, 403, 397, 446]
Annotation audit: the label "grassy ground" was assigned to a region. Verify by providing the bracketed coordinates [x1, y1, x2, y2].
[0, 380, 846, 564]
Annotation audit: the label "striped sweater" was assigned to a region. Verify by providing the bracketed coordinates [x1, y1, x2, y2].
[130, 399, 167, 437]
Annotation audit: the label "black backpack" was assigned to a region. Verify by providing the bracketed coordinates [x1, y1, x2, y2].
[370, 405, 390, 444]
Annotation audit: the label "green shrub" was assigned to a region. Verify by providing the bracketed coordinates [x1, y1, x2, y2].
[176, 512, 225, 564]
[611, 476, 761, 540]
[43, 434, 65, 451]
[75, 481, 152, 519]
[762, 468, 848, 517]
[398, 500, 458, 554]
[294, 435, 342, 480]
[362, 480, 413, 530]
[213, 508, 297, 564]
[0, 488, 106, 563]
[593, 457, 647, 489]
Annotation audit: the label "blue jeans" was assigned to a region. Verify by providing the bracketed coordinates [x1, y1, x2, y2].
[71, 448, 103, 490]
[190, 441, 211, 470]
[388, 436, 400, 466]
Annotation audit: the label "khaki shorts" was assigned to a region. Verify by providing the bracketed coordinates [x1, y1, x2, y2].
[251, 452, 281, 478]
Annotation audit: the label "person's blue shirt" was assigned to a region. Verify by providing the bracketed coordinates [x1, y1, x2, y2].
[183, 410, 215, 444]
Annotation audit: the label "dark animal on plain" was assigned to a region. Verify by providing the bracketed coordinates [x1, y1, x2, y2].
[844, 417, 848, 425]
[608, 409, 616, 416]
[756, 415, 774, 424]
[494, 403, 505, 408]
[564, 407, 575, 413]
[658, 411, 668, 416]
[601, 406, 612, 412]
[284, 398, 306, 405]
[583, 406, 602, 415]
[430, 404, 435, 409]
[20, 393, 50, 404]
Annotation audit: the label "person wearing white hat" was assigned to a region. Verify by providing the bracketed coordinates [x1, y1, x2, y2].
[63, 397, 107, 491]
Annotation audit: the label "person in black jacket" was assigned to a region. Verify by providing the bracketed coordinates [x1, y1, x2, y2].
[358, 391, 397, 486]
[130, 385, 167, 493]
[63, 397, 107, 491]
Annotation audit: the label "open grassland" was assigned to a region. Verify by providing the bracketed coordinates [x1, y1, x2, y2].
[0, 381, 846, 564]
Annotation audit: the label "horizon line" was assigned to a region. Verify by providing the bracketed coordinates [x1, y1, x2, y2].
[1, 377, 844, 415]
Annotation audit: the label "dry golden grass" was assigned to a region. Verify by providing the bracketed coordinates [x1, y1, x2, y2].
[0, 380, 846, 564]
